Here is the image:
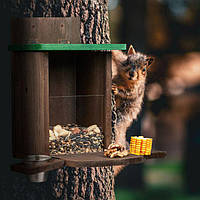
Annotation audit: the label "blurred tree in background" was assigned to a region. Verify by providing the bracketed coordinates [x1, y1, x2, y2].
[109, 0, 200, 199]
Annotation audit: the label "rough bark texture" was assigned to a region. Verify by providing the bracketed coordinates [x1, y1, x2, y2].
[10, 0, 110, 44]
[7, 0, 115, 200]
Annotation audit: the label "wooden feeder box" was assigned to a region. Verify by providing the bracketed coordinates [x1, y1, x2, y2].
[9, 18, 166, 179]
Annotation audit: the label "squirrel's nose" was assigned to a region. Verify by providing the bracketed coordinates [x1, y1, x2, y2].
[129, 71, 134, 77]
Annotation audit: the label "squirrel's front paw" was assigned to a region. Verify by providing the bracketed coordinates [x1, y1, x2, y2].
[112, 85, 119, 95]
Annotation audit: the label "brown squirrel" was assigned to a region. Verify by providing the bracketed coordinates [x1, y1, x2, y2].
[112, 45, 154, 175]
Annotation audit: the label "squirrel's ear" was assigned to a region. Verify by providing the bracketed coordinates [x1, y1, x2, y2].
[128, 45, 136, 55]
[146, 57, 154, 69]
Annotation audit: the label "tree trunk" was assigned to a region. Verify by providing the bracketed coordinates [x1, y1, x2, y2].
[9, 0, 115, 200]
[10, 0, 110, 44]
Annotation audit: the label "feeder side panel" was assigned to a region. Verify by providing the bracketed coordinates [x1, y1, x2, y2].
[12, 52, 49, 158]
[103, 52, 112, 148]
[10, 17, 80, 44]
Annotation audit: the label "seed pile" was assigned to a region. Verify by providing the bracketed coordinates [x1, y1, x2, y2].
[49, 124, 104, 155]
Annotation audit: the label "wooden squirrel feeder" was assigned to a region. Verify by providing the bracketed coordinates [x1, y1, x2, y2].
[9, 18, 166, 182]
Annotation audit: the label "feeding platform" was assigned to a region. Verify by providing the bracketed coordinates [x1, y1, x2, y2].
[11, 151, 167, 175]
[9, 17, 166, 179]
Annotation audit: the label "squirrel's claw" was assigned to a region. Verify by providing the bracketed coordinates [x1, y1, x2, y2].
[112, 85, 118, 95]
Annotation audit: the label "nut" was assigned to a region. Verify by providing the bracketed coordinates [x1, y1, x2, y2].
[87, 125, 98, 132]
[104, 143, 128, 158]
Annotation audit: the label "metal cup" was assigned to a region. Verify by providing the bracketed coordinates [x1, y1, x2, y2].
[24, 155, 51, 183]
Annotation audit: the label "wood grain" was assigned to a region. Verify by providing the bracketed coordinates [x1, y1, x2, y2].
[103, 52, 112, 148]
[49, 52, 76, 126]
[11, 151, 167, 174]
[49, 52, 76, 96]
[76, 52, 104, 95]
[12, 52, 49, 158]
[144, 151, 167, 159]
[55, 151, 167, 167]
[11, 159, 65, 175]
[76, 52, 112, 140]
[49, 97, 76, 126]
[55, 152, 144, 167]
[76, 96, 104, 127]
[76, 52, 104, 128]
[11, 17, 80, 44]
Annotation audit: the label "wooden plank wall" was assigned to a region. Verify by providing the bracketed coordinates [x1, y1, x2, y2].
[49, 52, 76, 126]
[76, 52, 104, 127]
[10, 17, 80, 44]
[49, 51, 112, 147]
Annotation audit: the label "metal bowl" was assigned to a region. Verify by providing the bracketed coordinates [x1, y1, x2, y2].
[24, 154, 51, 163]
[28, 172, 48, 183]
[24, 155, 51, 182]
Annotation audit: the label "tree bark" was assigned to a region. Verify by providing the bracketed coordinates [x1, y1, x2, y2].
[10, 0, 110, 44]
[8, 0, 115, 200]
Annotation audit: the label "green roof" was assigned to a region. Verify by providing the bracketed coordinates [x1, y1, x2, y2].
[8, 44, 126, 51]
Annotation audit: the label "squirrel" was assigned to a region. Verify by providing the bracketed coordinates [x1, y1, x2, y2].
[112, 45, 154, 175]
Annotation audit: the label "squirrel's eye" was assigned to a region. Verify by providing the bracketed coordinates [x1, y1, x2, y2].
[142, 68, 146, 72]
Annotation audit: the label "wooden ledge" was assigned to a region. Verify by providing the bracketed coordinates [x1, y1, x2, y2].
[11, 151, 167, 175]
[11, 158, 65, 175]
[144, 151, 167, 160]
[55, 152, 144, 167]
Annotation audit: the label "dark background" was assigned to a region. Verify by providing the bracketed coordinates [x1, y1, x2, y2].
[0, 5, 12, 179]
[109, 0, 200, 199]
[0, 4, 13, 198]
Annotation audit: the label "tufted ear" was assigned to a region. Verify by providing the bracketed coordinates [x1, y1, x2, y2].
[128, 45, 136, 55]
[146, 57, 154, 69]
